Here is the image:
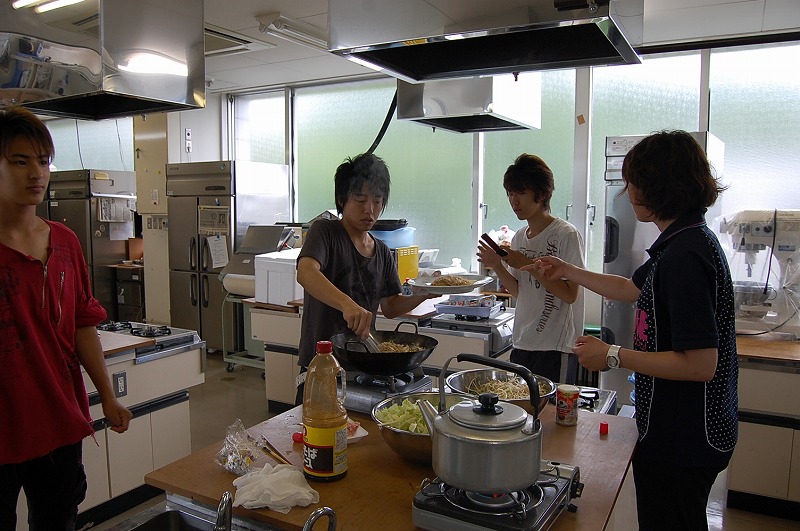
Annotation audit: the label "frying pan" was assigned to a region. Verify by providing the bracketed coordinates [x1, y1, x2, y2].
[330, 322, 438, 376]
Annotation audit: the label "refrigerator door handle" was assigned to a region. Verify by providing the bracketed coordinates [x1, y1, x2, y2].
[200, 237, 209, 271]
[191, 274, 199, 307]
[201, 275, 209, 308]
[190, 236, 197, 270]
[605, 216, 620, 263]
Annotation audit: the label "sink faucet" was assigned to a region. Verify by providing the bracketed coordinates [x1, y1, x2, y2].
[214, 491, 233, 531]
[302, 506, 336, 531]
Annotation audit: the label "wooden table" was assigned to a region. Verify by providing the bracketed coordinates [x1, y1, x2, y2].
[146, 405, 638, 530]
[737, 333, 800, 363]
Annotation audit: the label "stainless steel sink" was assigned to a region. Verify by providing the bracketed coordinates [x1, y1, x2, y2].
[131, 509, 214, 530]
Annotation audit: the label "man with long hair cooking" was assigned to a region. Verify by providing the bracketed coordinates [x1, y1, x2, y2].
[294, 153, 435, 404]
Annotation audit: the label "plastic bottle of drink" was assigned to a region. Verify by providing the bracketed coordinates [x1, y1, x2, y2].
[302, 340, 347, 481]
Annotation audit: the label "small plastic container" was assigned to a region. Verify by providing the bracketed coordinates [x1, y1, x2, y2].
[370, 226, 415, 248]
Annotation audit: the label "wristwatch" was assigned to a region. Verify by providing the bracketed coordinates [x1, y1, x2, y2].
[606, 345, 622, 369]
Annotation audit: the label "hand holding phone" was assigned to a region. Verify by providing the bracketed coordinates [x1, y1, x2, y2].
[480, 233, 508, 257]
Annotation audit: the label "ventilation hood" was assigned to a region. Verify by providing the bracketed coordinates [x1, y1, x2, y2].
[397, 73, 541, 133]
[329, 0, 643, 83]
[0, 0, 205, 120]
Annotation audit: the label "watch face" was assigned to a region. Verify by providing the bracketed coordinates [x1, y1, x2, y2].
[607, 356, 619, 368]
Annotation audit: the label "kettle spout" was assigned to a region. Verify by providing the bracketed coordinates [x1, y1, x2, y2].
[418, 400, 438, 437]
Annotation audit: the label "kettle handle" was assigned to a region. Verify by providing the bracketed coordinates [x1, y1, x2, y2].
[454, 353, 540, 419]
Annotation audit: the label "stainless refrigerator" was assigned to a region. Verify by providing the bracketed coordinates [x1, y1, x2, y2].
[47, 169, 137, 322]
[166, 161, 291, 352]
[602, 132, 724, 407]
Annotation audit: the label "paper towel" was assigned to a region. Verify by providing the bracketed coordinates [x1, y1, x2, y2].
[222, 274, 256, 297]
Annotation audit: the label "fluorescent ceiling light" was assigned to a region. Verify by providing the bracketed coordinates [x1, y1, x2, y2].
[347, 56, 384, 72]
[255, 13, 328, 51]
[34, 0, 85, 13]
[118, 52, 188, 77]
[12, 0, 43, 9]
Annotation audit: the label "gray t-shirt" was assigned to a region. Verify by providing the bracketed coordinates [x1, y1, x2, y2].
[297, 219, 402, 367]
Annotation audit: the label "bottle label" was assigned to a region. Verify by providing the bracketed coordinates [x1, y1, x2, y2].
[303, 423, 348, 479]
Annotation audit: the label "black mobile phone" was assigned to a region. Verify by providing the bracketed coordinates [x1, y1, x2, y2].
[480, 233, 508, 256]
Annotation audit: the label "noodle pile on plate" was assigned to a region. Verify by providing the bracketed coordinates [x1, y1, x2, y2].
[430, 275, 473, 287]
[466, 378, 549, 400]
[379, 340, 417, 353]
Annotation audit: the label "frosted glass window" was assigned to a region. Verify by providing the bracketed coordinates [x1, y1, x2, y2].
[483, 70, 576, 244]
[708, 42, 800, 214]
[47, 117, 134, 171]
[589, 53, 701, 272]
[294, 79, 473, 267]
[233, 92, 286, 163]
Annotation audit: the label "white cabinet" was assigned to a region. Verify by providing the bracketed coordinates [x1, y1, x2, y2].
[728, 422, 793, 498]
[80, 429, 110, 511]
[250, 308, 301, 347]
[107, 415, 154, 497]
[250, 307, 302, 408]
[790, 431, 800, 502]
[152, 400, 192, 469]
[727, 363, 800, 508]
[265, 348, 301, 406]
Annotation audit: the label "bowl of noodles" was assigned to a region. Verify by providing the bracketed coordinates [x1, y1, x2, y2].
[444, 368, 556, 415]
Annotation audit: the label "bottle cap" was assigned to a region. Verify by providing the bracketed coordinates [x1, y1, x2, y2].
[316, 340, 332, 353]
[599, 421, 609, 435]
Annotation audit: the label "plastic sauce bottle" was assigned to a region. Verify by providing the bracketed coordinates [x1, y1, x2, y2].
[302, 340, 348, 481]
[402, 277, 412, 295]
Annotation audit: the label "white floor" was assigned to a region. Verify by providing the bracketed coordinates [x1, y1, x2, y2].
[85, 353, 800, 530]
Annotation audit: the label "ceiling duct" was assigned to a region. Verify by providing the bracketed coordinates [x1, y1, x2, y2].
[204, 24, 275, 58]
[0, 0, 205, 120]
[396, 73, 542, 133]
[329, 0, 643, 83]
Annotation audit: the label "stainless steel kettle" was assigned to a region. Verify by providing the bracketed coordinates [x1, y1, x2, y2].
[418, 353, 542, 494]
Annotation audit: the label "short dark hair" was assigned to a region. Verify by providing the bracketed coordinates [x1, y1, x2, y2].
[0, 106, 55, 161]
[622, 130, 725, 220]
[502, 153, 554, 212]
[333, 153, 391, 214]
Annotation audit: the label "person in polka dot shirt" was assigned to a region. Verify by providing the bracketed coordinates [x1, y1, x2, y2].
[528, 130, 738, 530]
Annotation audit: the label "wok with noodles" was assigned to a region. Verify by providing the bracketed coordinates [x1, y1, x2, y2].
[330, 322, 438, 376]
[430, 275, 473, 286]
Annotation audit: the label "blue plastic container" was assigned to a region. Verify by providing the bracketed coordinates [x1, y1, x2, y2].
[369, 226, 415, 248]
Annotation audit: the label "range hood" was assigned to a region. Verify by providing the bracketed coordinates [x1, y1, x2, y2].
[329, 0, 643, 83]
[397, 73, 541, 133]
[0, 0, 205, 120]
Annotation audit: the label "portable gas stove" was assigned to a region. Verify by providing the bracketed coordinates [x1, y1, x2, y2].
[97, 321, 203, 361]
[412, 461, 583, 531]
[342, 368, 433, 414]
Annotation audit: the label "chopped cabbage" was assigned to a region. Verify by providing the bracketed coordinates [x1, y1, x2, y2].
[374, 399, 429, 434]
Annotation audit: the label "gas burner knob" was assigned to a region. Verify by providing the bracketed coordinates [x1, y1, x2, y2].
[567, 503, 579, 513]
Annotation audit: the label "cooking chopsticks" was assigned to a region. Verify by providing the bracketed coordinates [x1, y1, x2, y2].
[260, 435, 292, 465]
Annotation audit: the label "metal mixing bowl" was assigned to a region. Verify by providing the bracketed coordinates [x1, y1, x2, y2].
[370, 391, 466, 466]
[444, 368, 556, 416]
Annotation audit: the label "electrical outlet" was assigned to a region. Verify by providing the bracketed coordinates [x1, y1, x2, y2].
[113, 371, 127, 397]
[185, 128, 191, 140]
[185, 140, 192, 153]
[146, 216, 152, 229]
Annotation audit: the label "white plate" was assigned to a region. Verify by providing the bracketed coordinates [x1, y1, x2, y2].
[408, 274, 493, 295]
[348, 426, 369, 443]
